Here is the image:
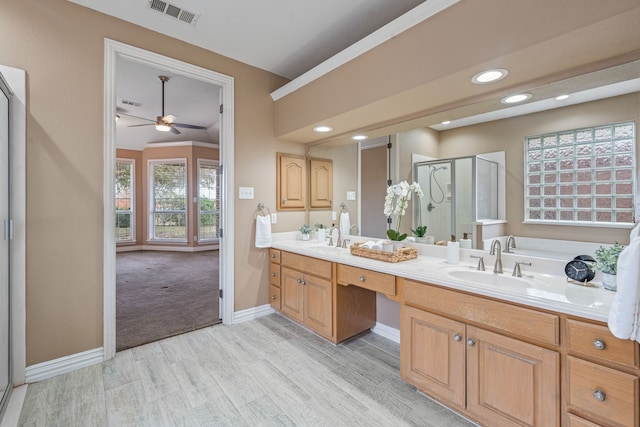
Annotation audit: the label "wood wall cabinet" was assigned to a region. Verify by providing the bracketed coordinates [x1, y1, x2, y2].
[309, 158, 333, 209]
[268, 249, 281, 311]
[401, 279, 560, 426]
[277, 153, 307, 210]
[564, 319, 639, 427]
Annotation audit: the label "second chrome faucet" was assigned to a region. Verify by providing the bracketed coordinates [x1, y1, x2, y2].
[489, 239, 503, 274]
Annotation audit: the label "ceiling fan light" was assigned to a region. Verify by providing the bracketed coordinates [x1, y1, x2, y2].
[155, 123, 171, 132]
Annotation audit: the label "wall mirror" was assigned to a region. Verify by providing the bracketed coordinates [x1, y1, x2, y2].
[307, 60, 640, 248]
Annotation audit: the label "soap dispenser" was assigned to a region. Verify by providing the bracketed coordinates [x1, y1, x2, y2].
[447, 235, 460, 264]
[460, 232, 472, 249]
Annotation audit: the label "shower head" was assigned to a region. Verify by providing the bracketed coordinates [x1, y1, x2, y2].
[432, 165, 448, 172]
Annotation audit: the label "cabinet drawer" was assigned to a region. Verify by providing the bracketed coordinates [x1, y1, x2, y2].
[337, 264, 395, 295]
[269, 263, 281, 287]
[281, 252, 331, 279]
[269, 249, 281, 264]
[269, 284, 281, 311]
[403, 280, 559, 346]
[566, 319, 638, 367]
[566, 356, 639, 427]
[566, 414, 601, 427]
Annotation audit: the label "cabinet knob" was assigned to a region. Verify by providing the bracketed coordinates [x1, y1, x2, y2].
[271, 272, 276, 277]
[593, 389, 606, 401]
[271, 295, 276, 300]
[359, 276, 366, 282]
[453, 334, 462, 342]
[296, 279, 302, 284]
[271, 254, 276, 258]
[466, 338, 476, 346]
[301, 280, 306, 285]
[593, 339, 606, 350]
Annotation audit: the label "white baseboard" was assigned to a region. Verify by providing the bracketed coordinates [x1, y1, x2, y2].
[25, 347, 104, 383]
[234, 304, 275, 324]
[371, 322, 400, 343]
[116, 245, 218, 253]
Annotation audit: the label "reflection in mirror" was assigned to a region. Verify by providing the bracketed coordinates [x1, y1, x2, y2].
[307, 60, 639, 248]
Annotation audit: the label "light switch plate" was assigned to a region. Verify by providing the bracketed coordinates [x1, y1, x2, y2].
[332, 211, 337, 221]
[346, 191, 356, 201]
[271, 213, 277, 224]
[238, 187, 254, 199]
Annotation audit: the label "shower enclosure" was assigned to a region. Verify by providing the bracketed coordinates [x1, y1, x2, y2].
[414, 155, 499, 247]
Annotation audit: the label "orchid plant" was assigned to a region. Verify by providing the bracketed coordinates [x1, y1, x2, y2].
[384, 181, 424, 241]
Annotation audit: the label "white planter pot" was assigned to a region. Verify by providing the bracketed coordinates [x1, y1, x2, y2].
[602, 272, 617, 291]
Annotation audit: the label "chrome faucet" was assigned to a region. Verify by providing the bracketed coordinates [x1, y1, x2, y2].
[489, 239, 503, 274]
[505, 235, 516, 253]
[328, 225, 342, 247]
[512, 261, 531, 277]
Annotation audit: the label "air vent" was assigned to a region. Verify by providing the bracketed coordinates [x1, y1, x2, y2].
[147, 0, 200, 26]
[121, 99, 142, 107]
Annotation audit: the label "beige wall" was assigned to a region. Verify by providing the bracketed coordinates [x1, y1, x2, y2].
[438, 93, 639, 244]
[0, 0, 299, 366]
[273, 0, 640, 143]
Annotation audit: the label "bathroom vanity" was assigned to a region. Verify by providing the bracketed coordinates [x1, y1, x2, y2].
[269, 238, 639, 427]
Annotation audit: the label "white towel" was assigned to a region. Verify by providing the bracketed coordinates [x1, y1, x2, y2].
[255, 215, 272, 248]
[608, 237, 640, 343]
[361, 240, 383, 250]
[340, 211, 351, 237]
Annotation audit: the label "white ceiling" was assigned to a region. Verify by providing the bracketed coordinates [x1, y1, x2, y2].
[69, 0, 426, 80]
[71, 0, 427, 149]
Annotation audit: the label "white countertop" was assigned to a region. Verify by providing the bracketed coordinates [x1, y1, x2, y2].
[271, 235, 616, 323]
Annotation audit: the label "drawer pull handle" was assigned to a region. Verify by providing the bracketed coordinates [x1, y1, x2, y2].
[296, 279, 302, 284]
[453, 334, 462, 342]
[593, 339, 606, 350]
[301, 280, 306, 285]
[593, 389, 606, 401]
[271, 272, 276, 277]
[467, 338, 476, 346]
[271, 295, 276, 300]
[359, 276, 366, 282]
[271, 254, 276, 258]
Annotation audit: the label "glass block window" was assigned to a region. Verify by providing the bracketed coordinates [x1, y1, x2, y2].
[149, 159, 187, 240]
[115, 159, 134, 242]
[525, 122, 636, 225]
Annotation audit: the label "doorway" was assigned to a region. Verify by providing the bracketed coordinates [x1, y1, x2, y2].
[104, 40, 235, 360]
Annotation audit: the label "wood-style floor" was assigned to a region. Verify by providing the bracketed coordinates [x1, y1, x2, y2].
[17, 314, 476, 426]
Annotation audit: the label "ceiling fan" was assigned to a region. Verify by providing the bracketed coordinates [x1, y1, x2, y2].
[124, 76, 207, 135]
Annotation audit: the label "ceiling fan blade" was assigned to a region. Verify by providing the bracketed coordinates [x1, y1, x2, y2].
[120, 113, 155, 123]
[128, 123, 155, 128]
[172, 123, 208, 130]
[170, 125, 181, 135]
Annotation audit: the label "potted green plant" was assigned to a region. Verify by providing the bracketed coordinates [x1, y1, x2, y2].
[299, 224, 311, 241]
[595, 242, 625, 291]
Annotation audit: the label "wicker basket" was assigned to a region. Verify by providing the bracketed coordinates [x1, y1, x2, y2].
[350, 243, 418, 263]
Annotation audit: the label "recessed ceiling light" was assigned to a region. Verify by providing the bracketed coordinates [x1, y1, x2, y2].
[441, 120, 451, 125]
[501, 93, 532, 104]
[351, 135, 367, 141]
[313, 125, 332, 133]
[555, 94, 570, 100]
[472, 69, 508, 84]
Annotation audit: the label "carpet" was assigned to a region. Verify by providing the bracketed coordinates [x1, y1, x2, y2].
[116, 250, 220, 351]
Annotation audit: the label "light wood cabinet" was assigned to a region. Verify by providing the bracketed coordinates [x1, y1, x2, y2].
[277, 153, 307, 210]
[564, 318, 639, 427]
[309, 158, 333, 209]
[280, 253, 333, 339]
[268, 249, 281, 311]
[337, 264, 395, 296]
[401, 279, 560, 426]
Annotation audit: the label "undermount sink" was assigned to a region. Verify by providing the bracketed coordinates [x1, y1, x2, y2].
[444, 268, 538, 288]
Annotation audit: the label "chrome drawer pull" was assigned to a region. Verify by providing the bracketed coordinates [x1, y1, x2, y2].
[359, 276, 366, 282]
[453, 334, 462, 342]
[271, 254, 276, 258]
[593, 339, 606, 350]
[467, 338, 476, 346]
[593, 389, 606, 401]
[296, 279, 302, 283]
[301, 280, 306, 285]
[271, 295, 276, 300]
[271, 272, 276, 277]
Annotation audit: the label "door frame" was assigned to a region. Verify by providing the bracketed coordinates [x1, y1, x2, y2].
[103, 40, 235, 360]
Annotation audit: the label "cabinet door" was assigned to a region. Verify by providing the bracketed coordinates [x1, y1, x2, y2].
[277, 153, 307, 210]
[309, 158, 333, 209]
[400, 306, 466, 410]
[281, 267, 304, 323]
[466, 326, 560, 427]
[303, 274, 333, 339]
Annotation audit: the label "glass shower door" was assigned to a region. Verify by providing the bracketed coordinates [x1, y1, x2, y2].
[0, 73, 12, 414]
